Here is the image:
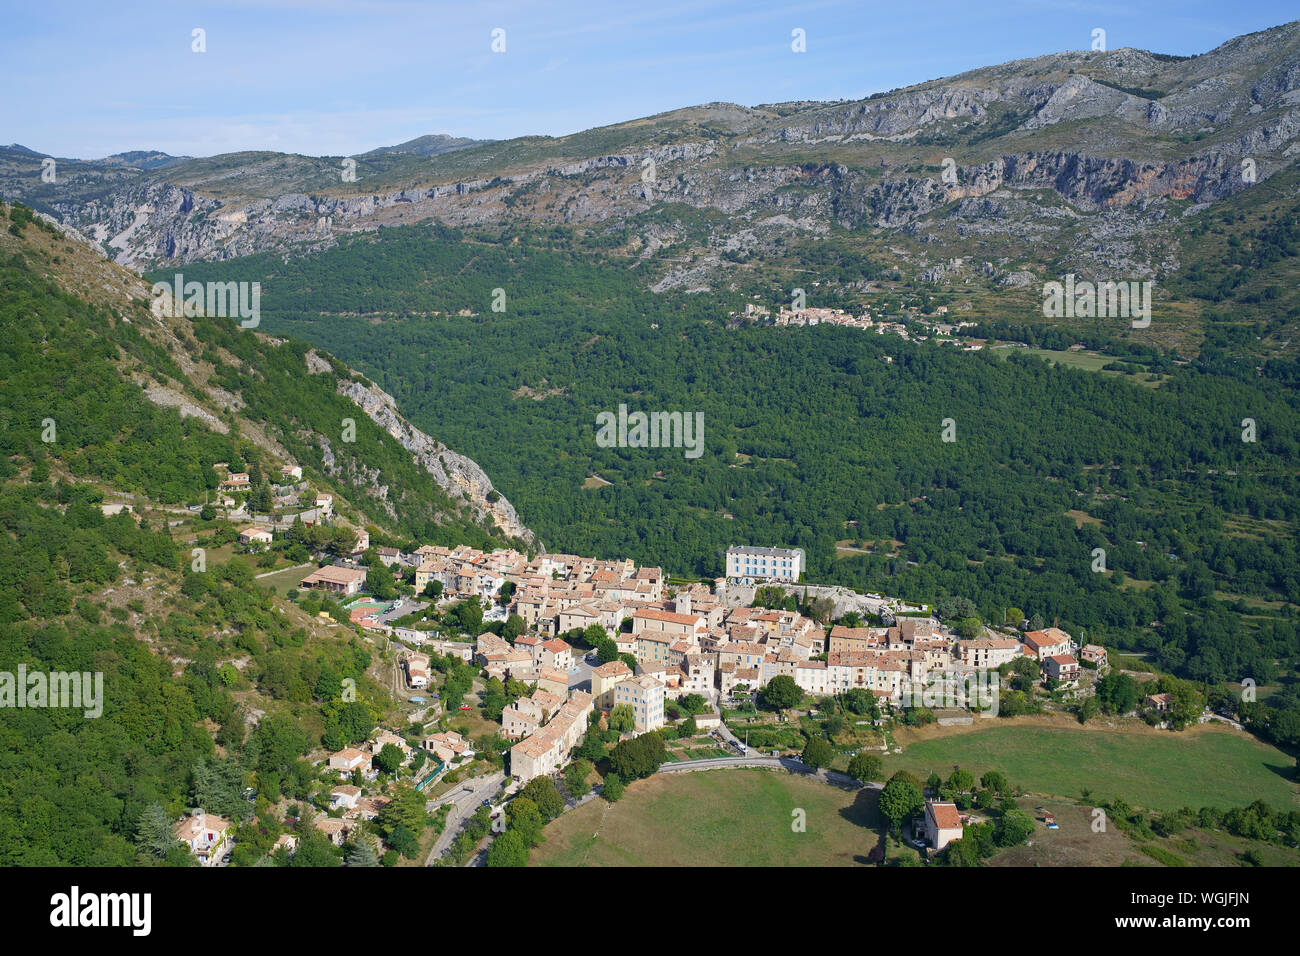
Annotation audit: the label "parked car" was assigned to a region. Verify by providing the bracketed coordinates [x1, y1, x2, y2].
[459, 704, 471, 711]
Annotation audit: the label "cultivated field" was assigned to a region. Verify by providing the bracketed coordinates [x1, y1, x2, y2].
[534, 769, 879, 866]
[884, 718, 1299, 811]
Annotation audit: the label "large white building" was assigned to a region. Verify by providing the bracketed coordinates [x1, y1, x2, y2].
[613, 675, 665, 733]
[725, 546, 804, 584]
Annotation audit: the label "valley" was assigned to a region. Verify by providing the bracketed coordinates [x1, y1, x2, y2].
[1, 10, 1298, 887]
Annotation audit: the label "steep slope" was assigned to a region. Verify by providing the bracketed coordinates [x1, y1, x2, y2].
[0, 199, 536, 865]
[0, 202, 531, 546]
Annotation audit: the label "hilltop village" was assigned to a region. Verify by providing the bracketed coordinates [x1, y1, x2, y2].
[168, 509, 1175, 868]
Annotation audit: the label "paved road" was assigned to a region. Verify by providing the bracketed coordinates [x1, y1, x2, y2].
[424, 770, 505, 865]
[375, 597, 428, 626]
[711, 716, 747, 753]
[1199, 713, 1245, 730]
[568, 655, 598, 692]
[660, 755, 789, 773]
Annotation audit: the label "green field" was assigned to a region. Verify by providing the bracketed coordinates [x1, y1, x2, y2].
[253, 562, 315, 593]
[885, 724, 1299, 811]
[1018, 347, 1113, 371]
[534, 769, 879, 866]
[993, 346, 1167, 386]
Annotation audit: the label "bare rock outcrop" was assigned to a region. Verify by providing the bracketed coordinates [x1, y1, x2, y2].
[337, 379, 534, 544]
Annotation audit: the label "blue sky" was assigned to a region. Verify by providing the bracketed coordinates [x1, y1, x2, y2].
[1, 0, 1294, 158]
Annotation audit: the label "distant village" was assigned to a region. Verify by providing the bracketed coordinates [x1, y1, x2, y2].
[729, 299, 985, 351]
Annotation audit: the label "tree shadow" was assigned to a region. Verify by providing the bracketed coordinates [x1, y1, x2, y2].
[838, 787, 882, 831]
[1262, 760, 1299, 783]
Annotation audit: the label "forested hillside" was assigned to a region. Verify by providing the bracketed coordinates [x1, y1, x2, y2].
[0, 204, 511, 863]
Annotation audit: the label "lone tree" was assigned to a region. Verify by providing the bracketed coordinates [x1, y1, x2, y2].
[980, 770, 1008, 793]
[374, 743, 405, 775]
[847, 752, 883, 784]
[843, 687, 879, 718]
[565, 759, 593, 797]
[947, 768, 975, 792]
[678, 693, 709, 715]
[486, 829, 529, 867]
[801, 737, 833, 770]
[878, 771, 924, 835]
[344, 834, 380, 867]
[601, 774, 625, 802]
[518, 777, 565, 820]
[608, 733, 666, 781]
[136, 803, 182, 859]
[758, 675, 801, 711]
[608, 704, 636, 734]
[994, 808, 1035, 847]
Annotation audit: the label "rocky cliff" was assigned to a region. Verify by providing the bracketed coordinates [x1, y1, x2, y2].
[337, 379, 534, 545]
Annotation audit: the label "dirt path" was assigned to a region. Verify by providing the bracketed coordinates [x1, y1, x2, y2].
[255, 562, 312, 579]
[580, 801, 613, 867]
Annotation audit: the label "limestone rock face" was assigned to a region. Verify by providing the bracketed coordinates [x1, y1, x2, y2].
[337, 379, 534, 544]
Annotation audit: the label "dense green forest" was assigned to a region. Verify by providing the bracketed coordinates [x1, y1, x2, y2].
[0, 235, 511, 550]
[175, 223, 1300, 688]
[188, 312, 513, 550]
[0, 615, 213, 864]
[0, 252, 239, 502]
[0, 215, 485, 863]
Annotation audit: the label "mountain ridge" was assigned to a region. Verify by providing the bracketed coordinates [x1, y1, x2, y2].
[1, 20, 1296, 306]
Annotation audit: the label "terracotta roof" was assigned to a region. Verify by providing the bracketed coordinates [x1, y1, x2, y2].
[174, 813, 232, 841]
[928, 801, 963, 830]
[301, 565, 367, 586]
[1023, 628, 1071, 650]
